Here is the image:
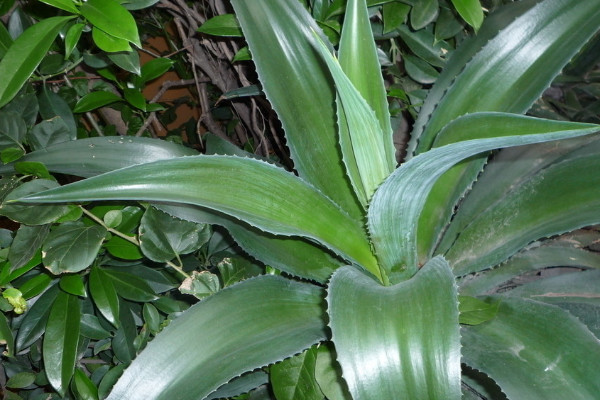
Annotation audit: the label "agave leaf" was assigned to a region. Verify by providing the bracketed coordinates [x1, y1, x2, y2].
[462, 297, 600, 400]
[230, 0, 363, 221]
[459, 241, 600, 296]
[368, 114, 599, 283]
[338, 0, 395, 166]
[17, 156, 380, 279]
[313, 35, 393, 205]
[157, 203, 343, 284]
[445, 152, 600, 276]
[106, 275, 326, 400]
[0, 137, 197, 177]
[327, 257, 461, 400]
[418, 114, 600, 264]
[411, 0, 600, 263]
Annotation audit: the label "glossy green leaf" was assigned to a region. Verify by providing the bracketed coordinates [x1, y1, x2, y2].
[42, 222, 107, 274]
[19, 272, 51, 299]
[338, 0, 394, 161]
[411, 0, 600, 153]
[80, 314, 111, 340]
[112, 299, 136, 363]
[450, 0, 483, 30]
[89, 266, 120, 327]
[446, 152, 600, 276]
[121, 0, 160, 10]
[397, 25, 446, 68]
[231, 0, 363, 221]
[403, 54, 439, 84]
[123, 88, 146, 110]
[18, 156, 379, 279]
[103, 268, 158, 302]
[74, 91, 123, 113]
[327, 257, 461, 399]
[207, 371, 269, 400]
[313, 35, 392, 206]
[383, 2, 410, 34]
[0, 147, 24, 163]
[410, 0, 438, 30]
[0, 16, 73, 108]
[179, 271, 220, 300]
[142, 303, 160, 334]
[140, 57, 174, 84]
[108, 50, 141, 75]
[64, 22, 85, 59]
[104, 235, 143, 260]
[271, 346, 324, 400]
[138, 206, 208, 262]
[197, 14, 243, 37]
[314, 343, 352, 400]
[106, 275, 326, 400]
[0, 311, 14, 357]
[462, 297, 600, 399]
[0, 180, 71, 225]
[91, 27, 132, 53]
[368, 113, 599, 282]
[39, 0, 78, 14]
[0, 136, 197, 177]
[15, 283, 59, 351]
[73, 368, 100, 400]
[59, 274, 87, 297]
[80, 0, 141, 47]
[232, 46, 251, 62]
[8, 224, 49, 272]
[44, 291, 81, 396]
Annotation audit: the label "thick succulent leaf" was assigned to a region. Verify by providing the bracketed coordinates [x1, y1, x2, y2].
[445, 152, 600, 276]
[459, 237, 600, 296]
[462, 297, 600, 400]
[314, 343, 352, 400]
[418, 114, 600, 263]
[368, 115, 599, 283]
[313, 36, 393, 205]
[106, 275, 326, 400]
[410, 0, 600, 154]
[327, 257, 461, 399]
[338, 0, 394, 165]
[19, 156, 380, 279]
[0, 137, 198, 177]
[501, 269, 600, 306]
[231, 0, 363, 221]
[158, 203, 343, 284]
[207, 371, 269, 400]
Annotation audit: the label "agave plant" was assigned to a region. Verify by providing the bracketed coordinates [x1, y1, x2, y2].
[5, 0, 600, 398]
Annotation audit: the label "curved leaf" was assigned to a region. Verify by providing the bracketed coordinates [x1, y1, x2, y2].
[0, 136, 198, 177]
[231, 0, 364, 221]
[327, 257, 461, 399]
[89, 266, 120, 327]
[15, 283, 59, 351]
[368, 113, 599, 283]
[0, 16, 74, 108]
[462, 297, 600, 400]
[271, 346, 324, 400]
[106, 275, 326, 400]
[80, 0, 141, 47]
[445, 152, 600, 276]
[18, 156, 380, 279]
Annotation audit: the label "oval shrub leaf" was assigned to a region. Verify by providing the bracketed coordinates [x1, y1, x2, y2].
[197, 14, 243, 37]
[80, 0, 141, 47]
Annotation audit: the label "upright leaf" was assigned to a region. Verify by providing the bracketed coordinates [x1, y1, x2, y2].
[106, 276, 326, 400]
[89, 266, 120, 327]
[44, 291, 81, 396]
[327, 257, 461, 400]
[0, 16, 73, 108]
[450, 0, 484, 30]
[19, 156, 380, 279]
[231, 0, 364, 221]
[338, 0, 394, 166]
[271, 346, 324, 400]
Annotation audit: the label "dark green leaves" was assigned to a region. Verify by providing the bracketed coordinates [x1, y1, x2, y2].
[197, 14, 243, 37]
[80, 0, 141, 48]
[42, 222, 107, 274]
[327, 257, 461, 399]
[0, 16, 74, 107]
[43, 291, 81, 396]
